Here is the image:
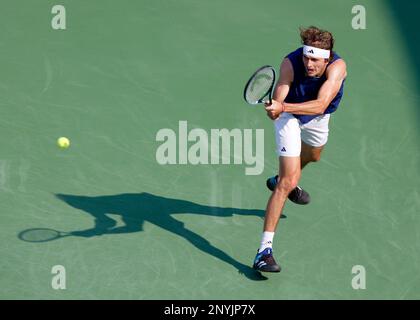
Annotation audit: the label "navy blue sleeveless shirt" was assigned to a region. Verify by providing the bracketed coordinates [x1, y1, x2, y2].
[284, 47, 345, 124]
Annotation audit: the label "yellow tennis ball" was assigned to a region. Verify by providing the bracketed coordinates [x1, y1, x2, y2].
[57, 137, 70, 149]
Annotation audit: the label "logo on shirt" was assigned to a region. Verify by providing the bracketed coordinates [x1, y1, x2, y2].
[281, 147, 286, 152]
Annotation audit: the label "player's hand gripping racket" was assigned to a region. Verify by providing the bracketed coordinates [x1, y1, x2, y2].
[243, 65, 276, 105]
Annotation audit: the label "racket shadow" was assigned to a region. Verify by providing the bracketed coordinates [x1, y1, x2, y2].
[20, 192, 286, 281]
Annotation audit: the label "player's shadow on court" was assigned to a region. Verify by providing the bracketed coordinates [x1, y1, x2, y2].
[39, 192, 287, 281]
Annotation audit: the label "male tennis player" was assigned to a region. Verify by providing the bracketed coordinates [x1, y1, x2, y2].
[253, 26, 347, 272]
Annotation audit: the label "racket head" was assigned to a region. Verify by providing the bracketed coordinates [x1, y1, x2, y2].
[18, 228, 69, 242]
[243, 65, 276, 105]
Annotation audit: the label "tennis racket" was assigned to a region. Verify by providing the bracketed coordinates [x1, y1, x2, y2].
[243, 65, 276, 105]
[18, 228, 72, 242]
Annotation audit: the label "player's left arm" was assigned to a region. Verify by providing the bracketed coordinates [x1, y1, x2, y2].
[282, 59, 347, 115]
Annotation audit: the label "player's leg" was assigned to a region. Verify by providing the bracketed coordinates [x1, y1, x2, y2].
[264, 156, 301, 232]
[287, 114, 331, 202]
[265, 122, 311, 205]
[254, 156, 301, 273]
[300, 113, 330, 166]
[266, 169, 311, 205]
[300, 141, 325, 169]
[276, 141, 324, 206]
[278, 142, 325, 205]
[254, 113, 301, 272]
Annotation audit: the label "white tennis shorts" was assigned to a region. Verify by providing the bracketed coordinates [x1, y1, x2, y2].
[274, 112, 331, 157]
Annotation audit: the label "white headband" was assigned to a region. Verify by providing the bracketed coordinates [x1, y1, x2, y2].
[303, 45, 330, 59]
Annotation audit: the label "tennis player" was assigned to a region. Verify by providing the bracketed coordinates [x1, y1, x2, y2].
[253, 26, 347, 272]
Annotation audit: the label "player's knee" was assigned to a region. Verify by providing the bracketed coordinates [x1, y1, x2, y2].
[276, 176, 299, 193]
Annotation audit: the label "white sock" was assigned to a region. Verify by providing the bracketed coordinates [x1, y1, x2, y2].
[258, 231, 275, 253]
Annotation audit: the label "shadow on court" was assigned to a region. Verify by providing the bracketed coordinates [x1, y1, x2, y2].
[19, 192, 288, 281]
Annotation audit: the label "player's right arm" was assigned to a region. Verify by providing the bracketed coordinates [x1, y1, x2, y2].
[272, 58, 293, 103]
[266, 58, 293, 119]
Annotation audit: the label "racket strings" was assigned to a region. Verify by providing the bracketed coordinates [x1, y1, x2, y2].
[245, 67, 275, 104]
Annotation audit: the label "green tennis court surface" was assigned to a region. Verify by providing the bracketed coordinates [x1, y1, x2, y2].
[1, 0, 419, 299]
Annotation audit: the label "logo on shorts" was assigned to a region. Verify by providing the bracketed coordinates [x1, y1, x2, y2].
[281, 147, 286, 152]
